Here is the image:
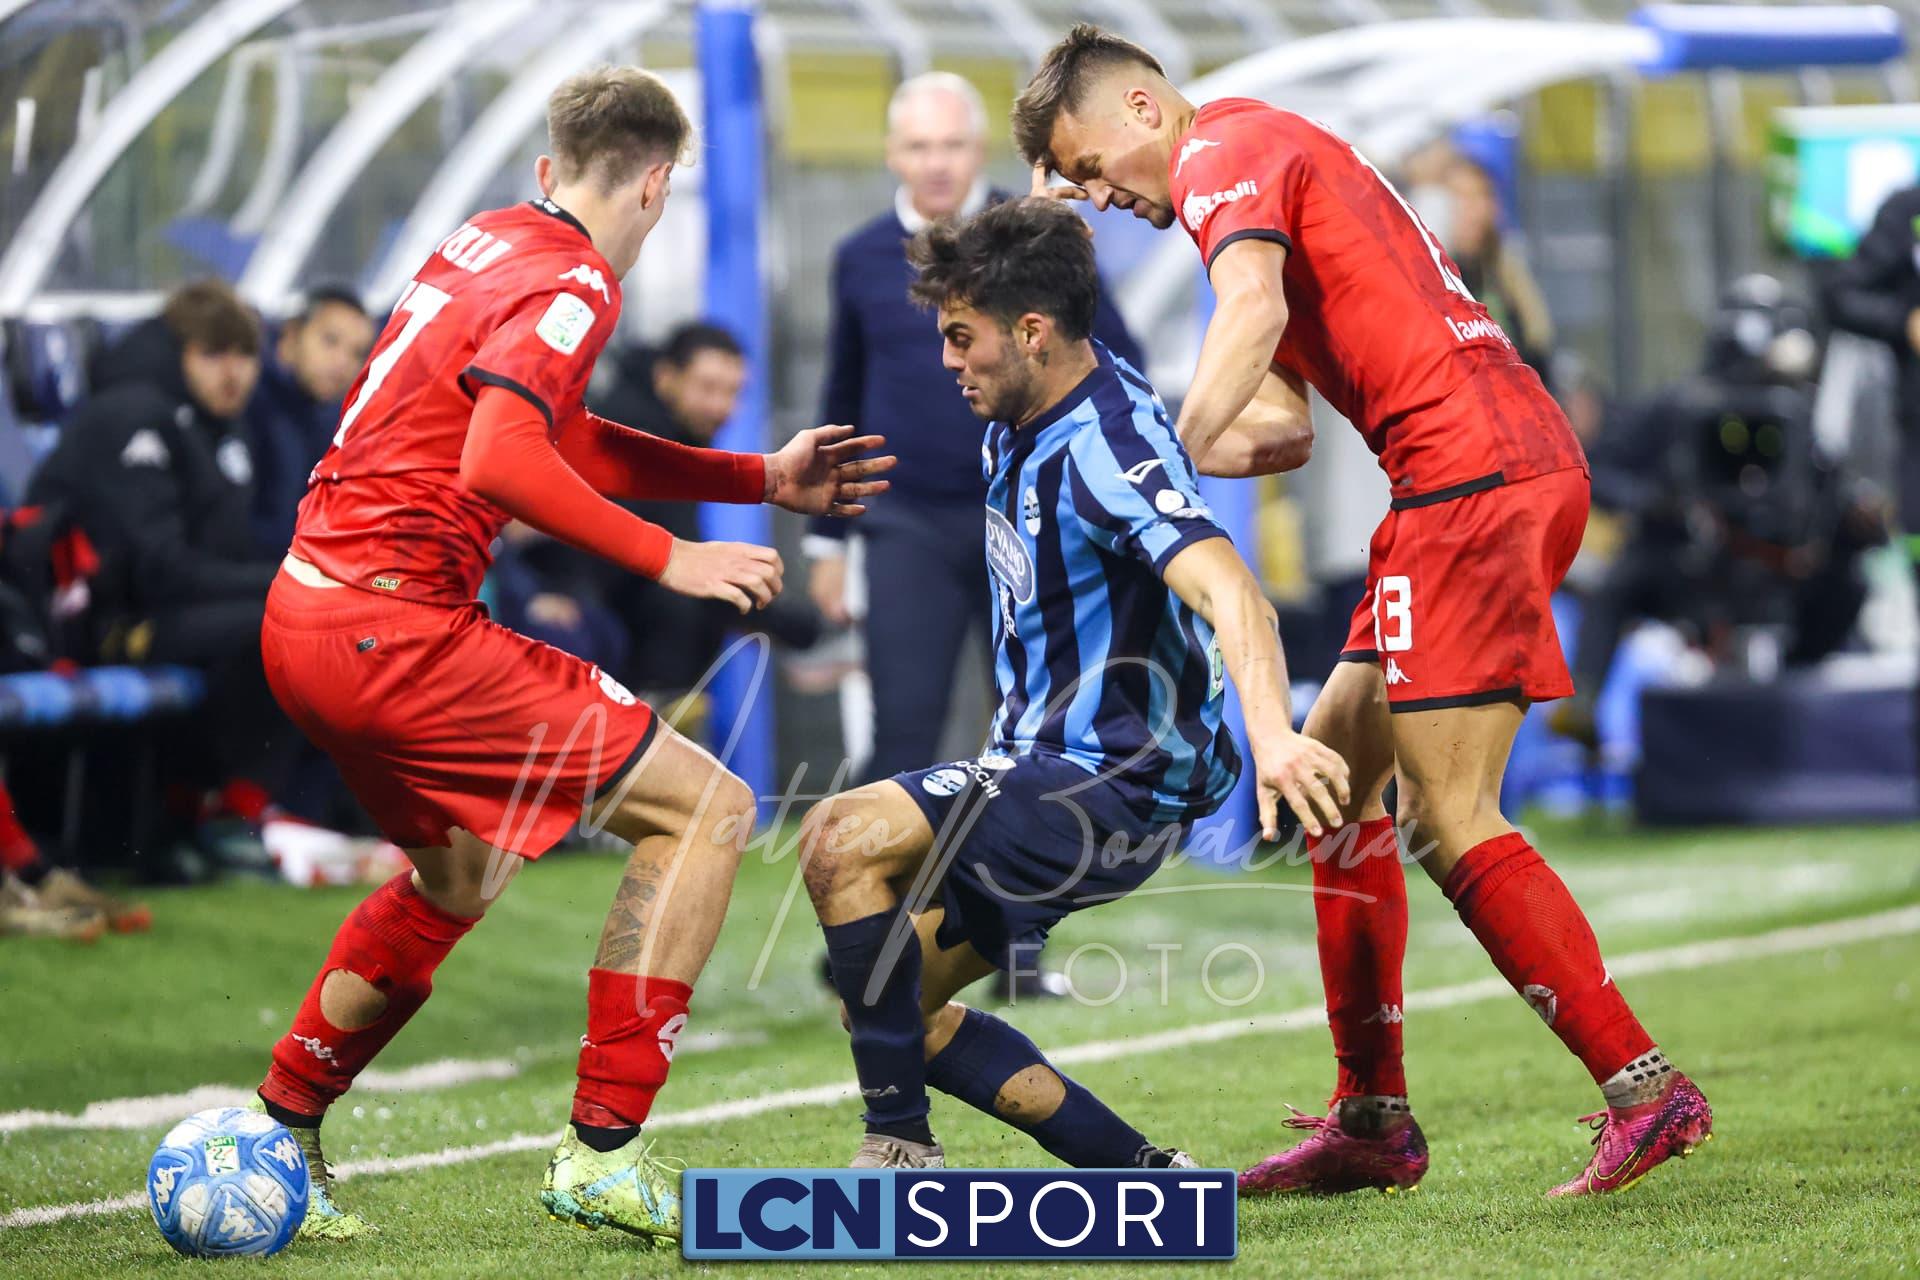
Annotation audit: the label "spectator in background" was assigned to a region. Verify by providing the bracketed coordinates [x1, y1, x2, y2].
[245, 285, 373, 555]
[1439, 158, 1555, 376]
[1820, 184, 1920, 777]
[808, 71, 1141, 784]
[27, 280, 308, 833]
[584, 323, 819, 705]
[1823, 183, 1920, 526]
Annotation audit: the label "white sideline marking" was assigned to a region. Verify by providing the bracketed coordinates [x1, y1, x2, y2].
[5, 903, 1916, 1231]
[0, 1059, 520, 1137]
[0, 1030, 763, 1137]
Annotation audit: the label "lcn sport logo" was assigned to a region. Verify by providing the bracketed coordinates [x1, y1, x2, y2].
[683, 1169, 1236, 1261]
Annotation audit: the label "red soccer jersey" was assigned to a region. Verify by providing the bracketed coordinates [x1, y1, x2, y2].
[1169, 99, 1583, 500]
[292, 199, 623, 605]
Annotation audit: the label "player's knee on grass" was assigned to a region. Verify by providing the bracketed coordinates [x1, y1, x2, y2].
[993, 1063, 1067, 1124]
[799, 796, 886, 910]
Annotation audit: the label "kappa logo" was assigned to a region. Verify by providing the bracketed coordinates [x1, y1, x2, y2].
[1384, 658, 1411, 686]
[558, 262, 612, 304]
[1175, 136, 1221, 176]
[120, 428, 170, 469]
[293, 1033, 338, 1064]
[150, 1161, 185, 1209]
[1023, 485, 1042, 535]
[217, 1201, 267, 1243]
[263, 1136, 303, 1172]
[658, 1012, 689, 1062]
[1117, 457, 1167, 486]
[1523, 983, 1558, 1026]
[1362, 1003, 1405, 1025]
[1182, 180, 1258, 232]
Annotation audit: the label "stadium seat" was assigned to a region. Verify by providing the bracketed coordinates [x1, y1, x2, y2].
[0, 665, 206, 731]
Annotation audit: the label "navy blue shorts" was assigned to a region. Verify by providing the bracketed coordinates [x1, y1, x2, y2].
[891, 751, 1188, 970]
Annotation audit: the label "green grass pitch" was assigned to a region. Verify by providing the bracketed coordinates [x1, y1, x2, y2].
[3, 819, 1918, 1277]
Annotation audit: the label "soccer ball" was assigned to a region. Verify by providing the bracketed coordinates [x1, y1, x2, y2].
[147, 1106, 309, 1257]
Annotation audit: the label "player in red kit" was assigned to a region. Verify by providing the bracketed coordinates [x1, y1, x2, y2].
[1016, 27, 1711, 1198]
[251, 67, 893, 1245]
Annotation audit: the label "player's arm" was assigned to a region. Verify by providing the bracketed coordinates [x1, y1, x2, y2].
[556, 412, 895, 516]
[461, 386, 782, 613]
[555, 409, 766, 503]
[1161, 537, 1349, 838]
[1195, 363, 1314, 478]
[1178, 238, 1292, 472]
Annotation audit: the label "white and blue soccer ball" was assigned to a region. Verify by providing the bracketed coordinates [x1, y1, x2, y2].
[147, 1106, 309, 1257]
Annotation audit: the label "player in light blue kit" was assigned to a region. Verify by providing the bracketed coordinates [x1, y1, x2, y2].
[800, 197, 1349, 1169]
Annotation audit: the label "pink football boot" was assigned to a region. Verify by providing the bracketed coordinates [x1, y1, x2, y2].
[1547, 1072, 1713, 1197]
[1239, 1102, 1429, 1196]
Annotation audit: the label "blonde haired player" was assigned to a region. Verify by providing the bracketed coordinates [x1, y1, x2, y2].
[250, 66, 893, 1245]
[1017, 26, 1710, 1199]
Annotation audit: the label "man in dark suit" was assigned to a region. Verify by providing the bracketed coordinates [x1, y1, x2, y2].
[807, 72, 1143, 784]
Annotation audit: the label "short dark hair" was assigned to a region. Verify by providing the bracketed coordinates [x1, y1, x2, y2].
[1012, 23, 1165, 170]
[547, 65, 694, 190]
[907, 198, 1099, 341]
[162, 279, 261, 356]
[293, 284, 367, 325]
[659, 322, 744, 368]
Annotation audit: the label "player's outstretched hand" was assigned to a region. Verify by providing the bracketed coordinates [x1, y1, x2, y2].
[1253, 729, 1352, 841]
[1030, 162, 1089, 203]
[659, 539, 784, 614]
[765, 424, 896, 517]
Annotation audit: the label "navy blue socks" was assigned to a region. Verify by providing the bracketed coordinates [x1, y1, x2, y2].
[822, 911, 932, 1143]
[927, 1006, 1153, 1167]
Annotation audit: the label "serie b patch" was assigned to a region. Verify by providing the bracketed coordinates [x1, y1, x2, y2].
[535, 292, 596, 354]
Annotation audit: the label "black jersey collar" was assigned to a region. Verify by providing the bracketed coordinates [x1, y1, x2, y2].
[529, 197, 591, 240]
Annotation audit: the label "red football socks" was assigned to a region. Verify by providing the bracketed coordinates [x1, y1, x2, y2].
[571, 969, 694, 1129]
[0, 782, 46, 879]
[1442, 832, 1655, 1084]
[1311, 816, 1409, 1101]
[260, 872, 477, 1119]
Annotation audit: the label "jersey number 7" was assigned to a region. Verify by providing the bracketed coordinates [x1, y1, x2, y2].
[333, 280, 454, 447]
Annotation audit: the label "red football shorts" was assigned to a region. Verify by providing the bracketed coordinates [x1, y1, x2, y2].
[1339, 466, 1590, 710]
[261, 569, 656, 855]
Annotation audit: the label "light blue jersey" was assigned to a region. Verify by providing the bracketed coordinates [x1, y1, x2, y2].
[980, 343, 1240, 823]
